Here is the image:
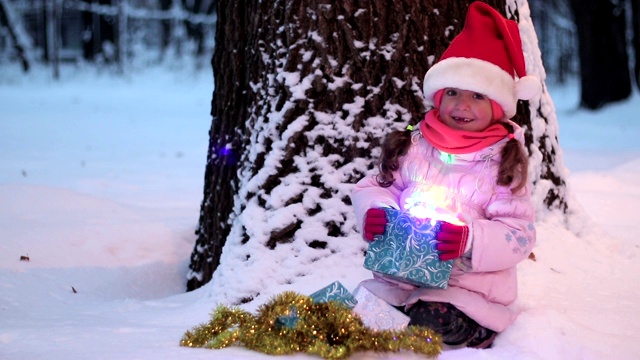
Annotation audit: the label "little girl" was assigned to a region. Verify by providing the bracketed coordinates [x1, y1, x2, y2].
[351, 2, 540, 349]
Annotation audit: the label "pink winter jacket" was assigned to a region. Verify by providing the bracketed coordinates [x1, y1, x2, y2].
[351, 121, 536, 332]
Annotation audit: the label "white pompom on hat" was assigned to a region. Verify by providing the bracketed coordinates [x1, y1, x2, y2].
[422, 1, 541, 119]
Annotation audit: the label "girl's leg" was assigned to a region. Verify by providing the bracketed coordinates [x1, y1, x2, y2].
[406, 301, 496, 348]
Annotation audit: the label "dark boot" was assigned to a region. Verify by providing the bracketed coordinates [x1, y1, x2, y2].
[466, 327, 498, 349]
[407, 301, 497, 348]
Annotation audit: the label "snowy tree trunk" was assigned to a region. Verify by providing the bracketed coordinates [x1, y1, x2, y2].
[187, 0, 568, 300]
[509, 0, 569, 214]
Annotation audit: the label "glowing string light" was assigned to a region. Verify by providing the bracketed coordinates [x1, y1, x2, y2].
[440, 151, 455, 164]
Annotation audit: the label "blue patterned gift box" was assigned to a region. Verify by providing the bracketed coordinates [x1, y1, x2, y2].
[363, 208, 453, 289]
[277, 282, 358, 329]
[309, 281, 358, 309]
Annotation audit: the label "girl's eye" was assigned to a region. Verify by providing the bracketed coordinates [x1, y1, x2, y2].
[445, 89, 457, 96]
[473, 93, 485, 100]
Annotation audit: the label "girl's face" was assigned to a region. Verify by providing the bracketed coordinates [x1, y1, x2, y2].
[439, 88, 494, 132]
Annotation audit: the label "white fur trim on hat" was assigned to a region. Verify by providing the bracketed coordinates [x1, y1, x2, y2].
[423, 57, 518, 118]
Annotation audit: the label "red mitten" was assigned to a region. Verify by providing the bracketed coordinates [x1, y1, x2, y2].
[363, 208, 387, 242]
[436, 222, 470, 261]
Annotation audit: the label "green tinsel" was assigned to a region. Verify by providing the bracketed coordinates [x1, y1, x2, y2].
[180, 291, 442, 359]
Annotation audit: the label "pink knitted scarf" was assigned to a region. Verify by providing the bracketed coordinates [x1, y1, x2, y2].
[419, 110, 508, 154]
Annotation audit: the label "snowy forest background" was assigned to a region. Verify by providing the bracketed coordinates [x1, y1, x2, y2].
[0, 0, 217, 75]
[3, 0, 640, 359]
[0, 0, 576, 81]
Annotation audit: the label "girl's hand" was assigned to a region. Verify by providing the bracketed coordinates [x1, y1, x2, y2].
[363, 208, 387, 241]
[436, 222, 471, 260]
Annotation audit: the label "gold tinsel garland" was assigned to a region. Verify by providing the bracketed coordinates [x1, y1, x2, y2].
[180, 291, 442, 359]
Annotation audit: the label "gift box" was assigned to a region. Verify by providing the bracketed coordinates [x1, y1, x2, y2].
[309, 281, 358, 309]
[363, 208, 453, 289]
[277, 281, 358, 329]
[275, 305, 300, 329]
[351, 284, 409, 331]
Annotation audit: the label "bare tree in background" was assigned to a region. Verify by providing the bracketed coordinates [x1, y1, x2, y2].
[631, 0, 640, 88]
[529, 0, 577, 84]
[569, 0, 633, 109]
[160, 0, 216, 59]
[82, 0, 116, 62]
[182, 0, 216, 56]
[0, 0, 32, 71]
[0, 0, 216, 75]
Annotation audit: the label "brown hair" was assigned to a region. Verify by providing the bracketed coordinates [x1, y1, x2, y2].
[496, 121, 528, 194]
[375, 128, 413, 187]
[375, 122, 528, 194]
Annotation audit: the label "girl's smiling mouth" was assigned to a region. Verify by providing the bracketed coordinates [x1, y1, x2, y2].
[452, 116, 473, 122]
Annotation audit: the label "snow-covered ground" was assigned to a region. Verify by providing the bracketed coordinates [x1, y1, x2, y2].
[1, 63, 639, 359]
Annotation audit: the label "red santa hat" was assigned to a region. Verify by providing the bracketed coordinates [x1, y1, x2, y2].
[422, 1, 541, 119]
